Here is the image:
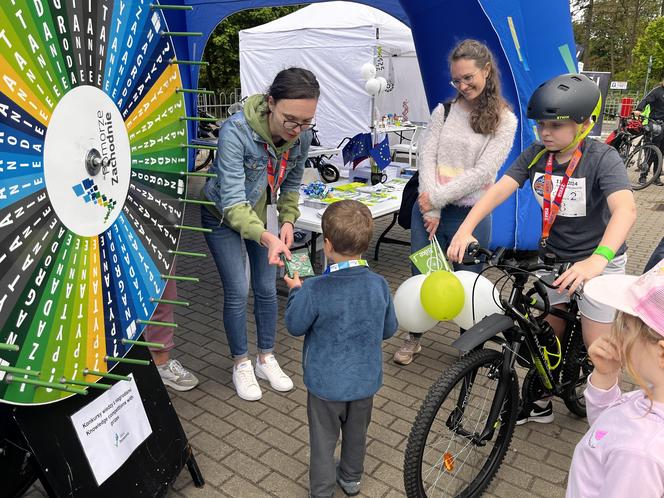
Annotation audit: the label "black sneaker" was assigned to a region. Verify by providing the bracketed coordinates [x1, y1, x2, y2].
[639, 174, 647, 184]
[515, 399, 554, 425]
[654, 178, 664, 186]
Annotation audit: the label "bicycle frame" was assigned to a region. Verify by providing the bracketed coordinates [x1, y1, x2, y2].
[449, 264, 581, 443]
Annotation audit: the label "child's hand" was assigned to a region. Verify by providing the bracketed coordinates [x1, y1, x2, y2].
[284, 271, 302, 289]
[588, 335, 621, 389]
[553, 254, 608, 295]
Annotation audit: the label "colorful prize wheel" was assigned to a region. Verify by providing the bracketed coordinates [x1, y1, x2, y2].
[0, 1, 196, 404]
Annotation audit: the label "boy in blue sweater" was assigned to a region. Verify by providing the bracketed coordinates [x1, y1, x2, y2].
[284, 200, 398, 498]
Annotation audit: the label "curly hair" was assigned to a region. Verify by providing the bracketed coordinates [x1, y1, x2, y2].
[449, 40, 509, 135]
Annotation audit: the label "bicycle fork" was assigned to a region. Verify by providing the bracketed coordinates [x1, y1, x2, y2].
[446, 345, 517, 445]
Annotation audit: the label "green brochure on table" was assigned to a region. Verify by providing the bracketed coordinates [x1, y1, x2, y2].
[409, 243, 450, 275]
[282, 249, 315, 278]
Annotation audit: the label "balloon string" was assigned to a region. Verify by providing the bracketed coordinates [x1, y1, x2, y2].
[431, 236, 451, 272]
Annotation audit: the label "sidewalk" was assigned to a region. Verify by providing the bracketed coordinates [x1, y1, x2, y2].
[26, 179, 664, 498]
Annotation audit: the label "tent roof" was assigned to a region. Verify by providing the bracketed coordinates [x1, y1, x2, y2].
[240, 1, 414, 53]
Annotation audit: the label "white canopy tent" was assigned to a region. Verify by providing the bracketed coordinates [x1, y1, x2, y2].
[239, 1, 430, 154]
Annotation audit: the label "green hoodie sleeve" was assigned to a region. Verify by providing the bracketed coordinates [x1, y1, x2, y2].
[277, 191, 301, 226]
[224, 202, 266, 244]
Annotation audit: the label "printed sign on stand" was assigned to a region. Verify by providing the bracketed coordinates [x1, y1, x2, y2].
[70, 375, 152, 485]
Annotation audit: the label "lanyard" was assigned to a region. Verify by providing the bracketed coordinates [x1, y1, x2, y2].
[324, 259, 369, 274]
[264, 143, 289, 203]
[541, 146, 583, 246]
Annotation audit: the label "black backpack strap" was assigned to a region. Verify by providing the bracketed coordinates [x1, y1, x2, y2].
[443, 101, 452, 122]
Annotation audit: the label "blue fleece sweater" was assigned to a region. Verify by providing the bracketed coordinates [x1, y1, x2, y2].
[285, 265, 398, 401]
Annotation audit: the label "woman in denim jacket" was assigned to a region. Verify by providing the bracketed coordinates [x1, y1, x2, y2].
[201, 68, 319, 401]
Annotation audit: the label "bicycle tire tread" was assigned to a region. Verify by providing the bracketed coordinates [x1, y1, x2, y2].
[404, 348, 518, 498]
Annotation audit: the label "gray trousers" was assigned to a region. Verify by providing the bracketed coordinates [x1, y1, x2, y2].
[307, 391, 374, 497]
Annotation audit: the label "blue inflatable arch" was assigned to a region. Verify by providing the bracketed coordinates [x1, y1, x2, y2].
[179, 0, 577, 250]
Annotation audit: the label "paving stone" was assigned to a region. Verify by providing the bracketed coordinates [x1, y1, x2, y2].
[189, 430, 231, 461]
[31, 179, 664, 498]
[259, 471, 308, 497]
[213, 475, 267, 498]
[259, 448, 308, 480]
[224, 428, 271, 457]
[221, 450, 271, 483]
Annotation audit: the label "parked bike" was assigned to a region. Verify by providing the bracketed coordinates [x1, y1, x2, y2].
[403, 243, 592, 497]
[605, 113, 663, 190]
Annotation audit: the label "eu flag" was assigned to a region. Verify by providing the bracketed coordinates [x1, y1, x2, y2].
[342, 133, 373, 167]
[369, 135, 391, 170]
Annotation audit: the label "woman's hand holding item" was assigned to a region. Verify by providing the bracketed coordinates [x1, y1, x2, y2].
[261, 231, 292, 266]
[423, 216, 439, 240]
[280, 222, 294, 248]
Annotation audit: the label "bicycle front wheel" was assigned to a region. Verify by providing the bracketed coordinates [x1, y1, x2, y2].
[404, 349, 518, 498]
[626, 144, 662, 190]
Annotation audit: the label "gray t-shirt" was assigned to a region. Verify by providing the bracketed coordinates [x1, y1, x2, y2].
[505, 140, 631, 262]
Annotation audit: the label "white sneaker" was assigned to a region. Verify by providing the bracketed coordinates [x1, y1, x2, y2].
[233, 360, 262, 401]
[254, 355, 294, 392]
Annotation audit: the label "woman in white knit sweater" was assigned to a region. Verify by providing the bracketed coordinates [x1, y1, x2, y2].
[394, 39, 517, 365]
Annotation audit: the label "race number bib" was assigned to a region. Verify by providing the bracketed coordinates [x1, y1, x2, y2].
[532, 173, 586, 217]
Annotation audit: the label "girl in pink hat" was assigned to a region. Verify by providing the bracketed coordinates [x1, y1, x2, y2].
[567, 260, 664, 497]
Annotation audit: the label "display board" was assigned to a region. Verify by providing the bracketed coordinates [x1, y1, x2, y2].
[0, 0, 190, 405]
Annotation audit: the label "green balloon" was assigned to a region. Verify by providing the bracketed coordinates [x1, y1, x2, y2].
[420, 271, 465, 321]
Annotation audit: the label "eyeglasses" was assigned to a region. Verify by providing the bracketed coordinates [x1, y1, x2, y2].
[283, 119, 315, 131]
[450, 69, 481, 89]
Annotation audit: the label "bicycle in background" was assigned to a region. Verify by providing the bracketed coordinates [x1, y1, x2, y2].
[605, 113, 663, 190]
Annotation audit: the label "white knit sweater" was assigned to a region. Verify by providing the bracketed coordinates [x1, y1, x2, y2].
[418, 101, 517, 218]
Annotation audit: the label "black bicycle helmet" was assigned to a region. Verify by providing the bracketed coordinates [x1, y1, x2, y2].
[527, 73, 602, 124]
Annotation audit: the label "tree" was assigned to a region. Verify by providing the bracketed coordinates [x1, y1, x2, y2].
[571, 0, 660, 78]
[630, 16, 664, 89]
[199, 6, 304, 94]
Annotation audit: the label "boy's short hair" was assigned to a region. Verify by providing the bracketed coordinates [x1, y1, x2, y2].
[321, 200, 373, 255]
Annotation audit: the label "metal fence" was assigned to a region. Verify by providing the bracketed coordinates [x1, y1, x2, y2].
[197, 88, 243, 120]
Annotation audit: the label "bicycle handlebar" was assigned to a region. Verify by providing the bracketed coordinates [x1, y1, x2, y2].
[461, 243, 579, 317]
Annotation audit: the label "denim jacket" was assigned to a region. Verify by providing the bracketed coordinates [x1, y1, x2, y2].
[203, 110, 311, 242]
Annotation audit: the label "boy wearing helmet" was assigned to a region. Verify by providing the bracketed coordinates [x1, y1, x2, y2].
[448, 73, 637, 424]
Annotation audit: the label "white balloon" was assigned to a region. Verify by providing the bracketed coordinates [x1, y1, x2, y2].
[360, 62, 377, 80]
[376, 76, 388, 93]
[394, 275, 439, 333]
[365, 78, 381, 96]
[452, 271, 503, 330]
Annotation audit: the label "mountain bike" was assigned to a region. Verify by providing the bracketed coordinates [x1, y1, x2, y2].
[605, 113, 663, 190]
[403, 244, 592, 498]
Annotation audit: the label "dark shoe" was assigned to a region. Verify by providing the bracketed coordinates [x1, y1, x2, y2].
[515, 399, 554, 426]
[336, 466, 361, 496]
[654, 178, 664, 186]
[639, 174, 647, 184]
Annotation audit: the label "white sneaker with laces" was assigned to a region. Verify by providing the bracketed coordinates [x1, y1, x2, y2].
[254, 355, 294, 392]
[233, 360, 262, 401]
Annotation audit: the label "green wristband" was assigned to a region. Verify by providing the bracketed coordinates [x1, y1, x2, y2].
[593, 245, 615, 262]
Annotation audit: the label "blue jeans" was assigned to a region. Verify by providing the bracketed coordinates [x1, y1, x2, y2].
[409, 202, 492, 338]
[201, 206, 277, 359]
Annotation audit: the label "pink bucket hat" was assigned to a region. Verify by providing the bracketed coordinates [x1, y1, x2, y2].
[583, 258, 664, 337]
